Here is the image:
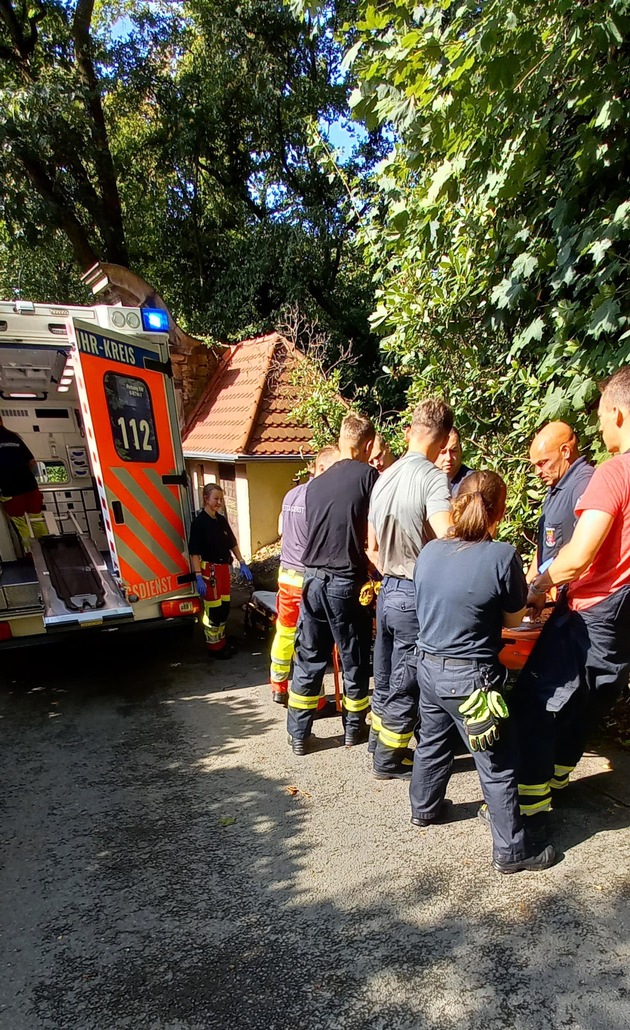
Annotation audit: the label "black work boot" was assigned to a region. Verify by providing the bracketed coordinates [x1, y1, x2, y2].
[373, 763, 413, 781]
[344, 722, 369, 748]
[524, 811, 552, 846]
[287, 733, 312, 756]
[493, 844, 556, 874]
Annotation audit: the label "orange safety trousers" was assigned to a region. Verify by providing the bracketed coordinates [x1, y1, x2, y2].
[269, 576, 302, 691]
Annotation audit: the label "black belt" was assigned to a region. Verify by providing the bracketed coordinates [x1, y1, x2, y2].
[310, 568, 361, 582]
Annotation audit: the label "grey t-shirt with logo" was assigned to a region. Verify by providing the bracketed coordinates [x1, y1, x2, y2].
[280, 480, 309, 572]
[368, 452, 451, 579]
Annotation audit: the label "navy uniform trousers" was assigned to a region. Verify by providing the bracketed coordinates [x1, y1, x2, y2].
[371, 577, 419, 773]
[287, 570, 372, 741]
[513, 586, 630, 815]
[410, 654, 528, 864]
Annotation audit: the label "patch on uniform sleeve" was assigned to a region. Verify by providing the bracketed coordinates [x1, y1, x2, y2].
[545, 526, 557, 549]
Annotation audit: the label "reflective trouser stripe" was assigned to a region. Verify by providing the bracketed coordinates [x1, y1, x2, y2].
[288, 689, 320, 710]
[205, 596, 230, 607]
[518, 781, 552, 815]
[378, 725, 414, 749]
[270, 576, 302, 686]
[550, 764, 574, 790]
[278, 567, 304, 588]
[202, 600, 228, 650]
[270, 618, 297, 685]
[370, 712, 382, 734]
[7, 513, 47, 549]
[342, 694, 370, 713]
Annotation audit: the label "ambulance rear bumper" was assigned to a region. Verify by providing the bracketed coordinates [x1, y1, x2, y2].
[0, 611, 197, 649]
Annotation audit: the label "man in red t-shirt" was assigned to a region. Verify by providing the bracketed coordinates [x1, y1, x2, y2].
[514, 366, 630, 837]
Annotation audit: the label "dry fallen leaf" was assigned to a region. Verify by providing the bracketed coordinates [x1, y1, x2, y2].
[219, 815, 236, 827]
[285, 786, 311, 799]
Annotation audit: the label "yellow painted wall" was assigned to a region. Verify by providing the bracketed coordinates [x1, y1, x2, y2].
[244, 461, 306, 557]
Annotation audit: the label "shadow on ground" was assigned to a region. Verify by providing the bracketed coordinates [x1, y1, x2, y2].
[1, 637, 629, 1030]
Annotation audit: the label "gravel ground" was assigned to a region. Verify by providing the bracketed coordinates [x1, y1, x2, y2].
[1, 607, 629, 1030]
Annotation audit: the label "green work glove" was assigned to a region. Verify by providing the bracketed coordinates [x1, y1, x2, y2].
[458, 688, 509, 752]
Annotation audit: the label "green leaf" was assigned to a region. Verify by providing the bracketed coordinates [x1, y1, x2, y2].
[511, 252, 538, 280]
[588, 298, 620, 339]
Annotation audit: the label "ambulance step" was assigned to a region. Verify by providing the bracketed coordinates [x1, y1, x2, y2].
[30, 534, 133, 628]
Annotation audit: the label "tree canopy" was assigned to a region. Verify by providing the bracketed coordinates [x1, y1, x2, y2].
[0, 0, 384, 378]
[312, 0, 630, 547]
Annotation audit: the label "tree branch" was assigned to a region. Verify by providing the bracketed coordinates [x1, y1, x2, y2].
[72, 0, 128, 265]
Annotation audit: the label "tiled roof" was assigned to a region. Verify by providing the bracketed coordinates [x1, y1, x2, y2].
[182, 333, 314, 458]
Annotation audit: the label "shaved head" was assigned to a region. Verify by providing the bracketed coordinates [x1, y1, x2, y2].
[529, 422, 580, 487]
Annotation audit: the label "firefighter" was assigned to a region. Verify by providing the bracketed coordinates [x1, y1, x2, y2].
[368, 433, 396, 474]
[526, 421, 594, 583]
[188, 482, 252, 658]
[0, 416, 45, 554]
[287, 414, 377, 754]
[269, 445, 339, 704]
[515, 367, 630, 836]
[410, 470, 556, 873]
[367, 398, 453, 779]
[434, 428, 474, 498]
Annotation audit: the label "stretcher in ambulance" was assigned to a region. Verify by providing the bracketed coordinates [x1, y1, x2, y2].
[0, 300, 200, 646]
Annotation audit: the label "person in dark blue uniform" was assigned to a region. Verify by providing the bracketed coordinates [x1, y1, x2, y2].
[409, 470, 556, 873]
[435, 428, 474, 498]
[526, 421, 593, 582]
[287, 414, 377, 754]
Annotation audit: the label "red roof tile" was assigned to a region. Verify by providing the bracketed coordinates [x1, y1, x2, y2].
[182, 333, 314, 458]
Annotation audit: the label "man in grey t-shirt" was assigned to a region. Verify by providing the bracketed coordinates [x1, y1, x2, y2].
[367, 399, 453, 779]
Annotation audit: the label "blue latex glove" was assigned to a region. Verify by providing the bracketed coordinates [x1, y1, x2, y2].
[195, 573, 206, 598]
[239, 561, 253, 583]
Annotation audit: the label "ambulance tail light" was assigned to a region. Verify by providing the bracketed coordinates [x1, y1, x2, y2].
[160, 597, 202, 619]
[0, 621, 13, 641]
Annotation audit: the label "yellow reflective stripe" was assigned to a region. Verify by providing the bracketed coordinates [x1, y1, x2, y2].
[278, 567, 304, 587]
[518, 782, 551, 796]
[370, 713, 382, 733]
[520, 798, 552, 815]
[378, 727, 414, 749]
[550, 765, 573, 790]
[288, 689, 320, 710]
[342, 695, 370, 713]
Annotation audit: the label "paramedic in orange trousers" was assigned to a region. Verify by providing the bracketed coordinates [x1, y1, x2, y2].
[188, 482, 252, 658]
[269, 444, 340, 704]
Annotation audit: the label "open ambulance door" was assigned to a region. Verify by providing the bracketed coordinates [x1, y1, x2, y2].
[71, 318, 192, 616]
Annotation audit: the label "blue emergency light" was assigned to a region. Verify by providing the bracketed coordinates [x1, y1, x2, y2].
[141, 308, 169, 332]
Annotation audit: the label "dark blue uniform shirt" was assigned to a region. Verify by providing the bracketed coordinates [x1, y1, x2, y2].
[414, 538, 527, 662]
[537, 456, 594, 569]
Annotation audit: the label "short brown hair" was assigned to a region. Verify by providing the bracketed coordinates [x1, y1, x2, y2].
[451, 470, 506, 543]
[339, 413, 375, 448]
[600, 367, 630, 410]
[410, 398, 454, 440]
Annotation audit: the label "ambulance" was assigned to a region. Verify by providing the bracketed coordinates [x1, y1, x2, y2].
[0, 299, 201, 646]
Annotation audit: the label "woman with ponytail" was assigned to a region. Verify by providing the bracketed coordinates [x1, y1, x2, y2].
[409, 471, 557, 873]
